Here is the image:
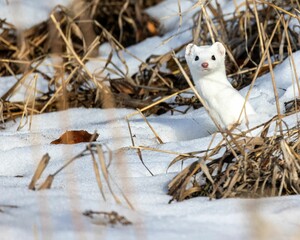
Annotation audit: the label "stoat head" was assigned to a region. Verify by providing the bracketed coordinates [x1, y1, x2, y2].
[185, 42, 226, 77]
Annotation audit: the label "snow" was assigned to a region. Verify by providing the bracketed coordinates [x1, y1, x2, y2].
[1, 1, 300, 240]
[145, 0, 198, 33]
[0, 0, 73, 29]
[289, 17, 300, 34]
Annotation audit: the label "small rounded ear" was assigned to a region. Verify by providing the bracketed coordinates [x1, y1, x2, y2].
[185, 43, 194, 56]
[213, 42, 226, 56]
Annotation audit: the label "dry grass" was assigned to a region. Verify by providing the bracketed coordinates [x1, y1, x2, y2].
[168, 116, 300, 201]
[0, 1, 300, 123]
[0, 0, 163, 123]
[29, 143, 134, 209]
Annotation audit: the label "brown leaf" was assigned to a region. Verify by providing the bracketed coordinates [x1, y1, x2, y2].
[146, 21, 158, 35]
[51, 130, 99, 144]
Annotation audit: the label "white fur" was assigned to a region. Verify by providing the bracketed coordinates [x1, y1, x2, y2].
[185, 42, 256, 129]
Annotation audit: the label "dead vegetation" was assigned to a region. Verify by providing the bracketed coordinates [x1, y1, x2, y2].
[1, 0, 300, 202]
[1, 0, 300, 123]
[29, 143, 134, 209]
[83, 210, 132, 226]
[0, 0, 163, 123]
[168, 116, 300, 201]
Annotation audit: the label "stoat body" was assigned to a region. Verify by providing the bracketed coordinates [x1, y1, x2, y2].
[185, 42, 256, 129]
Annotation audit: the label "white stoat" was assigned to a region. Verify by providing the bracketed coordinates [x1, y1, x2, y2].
[185, 42, 256, 130]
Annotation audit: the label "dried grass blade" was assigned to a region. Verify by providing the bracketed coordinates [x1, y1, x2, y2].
[126, 117, 154, 176]
[271, 165, 279, 196]
[181, 186, 202, 199]
[96, 145, 122, 205]
[223, 169, 240, 198]
[261, 23, 283, 133]
[118, 0, 129, 42]
[177, 0, 183, 29]
[88, 145, 106, 201]
[126, 88, 190, 118]
[108, 171, 135, 210]
[137, 108, 163, 144]
[130, 145, 198, 157]
[125, 116, 135, 147]
[28, 153, 50, 190]
[136, 148, 154, 176]
[167, 152, 202, 171]
[199, 159, 214, 184]
[202, 6, 215, 43]
[29, 74, 38, 130]
[38, 175, 54, 190]
[278, 169, 287, 196]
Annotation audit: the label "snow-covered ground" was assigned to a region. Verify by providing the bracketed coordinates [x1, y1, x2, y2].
[0, 0, 73, 29]
[1, 1, 300, 239]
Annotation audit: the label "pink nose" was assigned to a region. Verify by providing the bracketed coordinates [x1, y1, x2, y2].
[201, 62, 209, 68]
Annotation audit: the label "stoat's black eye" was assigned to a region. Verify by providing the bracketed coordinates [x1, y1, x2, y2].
[194, 56, 199, 61]
[211, 55, 216, 60]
